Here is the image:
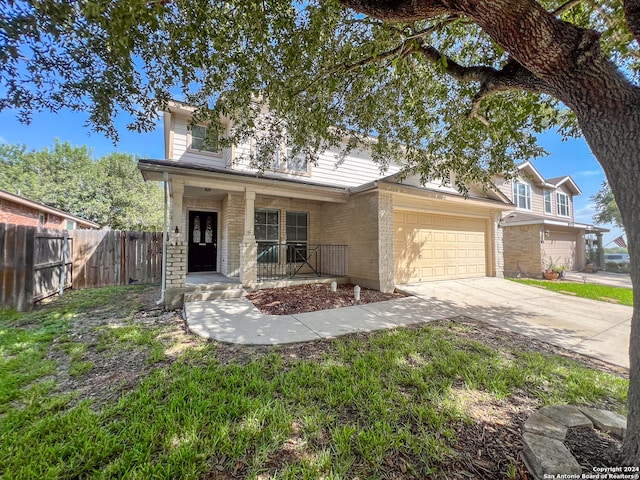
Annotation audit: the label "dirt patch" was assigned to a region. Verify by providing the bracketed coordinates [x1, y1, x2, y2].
[246, 282, 406, 315]
[46, 286, 205, 408]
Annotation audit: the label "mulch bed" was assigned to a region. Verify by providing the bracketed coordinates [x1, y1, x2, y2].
[565, 426, 622, 472]
[246, 282, 407, 315]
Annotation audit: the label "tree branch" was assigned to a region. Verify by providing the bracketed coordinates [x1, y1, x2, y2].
[415, 42, 550, 124]
[552, 0, 585, 16]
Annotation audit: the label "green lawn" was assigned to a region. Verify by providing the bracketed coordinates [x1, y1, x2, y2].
[509, 278, 634, 306]
[0, 286, 629, 479]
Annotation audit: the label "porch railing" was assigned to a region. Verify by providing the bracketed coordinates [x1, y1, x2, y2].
[257, 243, 347, 281]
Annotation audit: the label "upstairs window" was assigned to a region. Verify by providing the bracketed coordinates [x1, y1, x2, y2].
[190, 125, 220, 154]
[38, 212, 47, 226]
[556, 192, 570, 217]
[284, 148, 308, 174]
[543, 190, 552, 214]
[513, 182, 531, 210]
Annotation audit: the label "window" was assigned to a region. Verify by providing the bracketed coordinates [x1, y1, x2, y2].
[190, 125, 219, 153]
[66, 220, 75, 230]
[556, 192, 570, 217]
[543, 190, 552, 214]
[284, 148, 308, 173]
[286, 212, 308, 262]
[513, 182, 531, 210]
[255, 209, 280, 263]
[38, 212, 46, 226]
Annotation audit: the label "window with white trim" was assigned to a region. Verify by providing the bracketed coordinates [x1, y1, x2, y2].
[286, 211, 308, 262]
[543, 190, 552, 214]
[255, 209, 280, 263]
[556, 192, 570, 217]
[284, 148, 308, 173]
[190, 125, 220, 154]
[38, 212, 47, 226]
[513, 182, 531, 210]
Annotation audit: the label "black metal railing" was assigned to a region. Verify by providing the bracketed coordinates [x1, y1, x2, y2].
[257, 243, 347, 281]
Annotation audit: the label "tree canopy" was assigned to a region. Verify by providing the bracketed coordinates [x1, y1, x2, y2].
[592, 182, 624, 229]
[1, 1, 636, 188]
[0, 140, 163, 231]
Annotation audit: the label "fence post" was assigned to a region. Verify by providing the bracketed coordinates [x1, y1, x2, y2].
[59, 230, 68, 296]
[18, 227, 36, 312]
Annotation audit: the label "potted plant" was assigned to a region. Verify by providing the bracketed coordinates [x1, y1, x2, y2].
[543, 260, 564, 280]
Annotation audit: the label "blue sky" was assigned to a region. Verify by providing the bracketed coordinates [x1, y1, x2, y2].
[0, 107, 624, 245]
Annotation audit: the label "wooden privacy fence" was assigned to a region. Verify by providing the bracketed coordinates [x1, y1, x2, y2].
[0, 224, 163, 311]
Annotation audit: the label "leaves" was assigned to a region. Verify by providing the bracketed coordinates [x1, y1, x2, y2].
[1, 0, 636, 183]
[591, 182, 623, 229]
[0, 140, 163, 230]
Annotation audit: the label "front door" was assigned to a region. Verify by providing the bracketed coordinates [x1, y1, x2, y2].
[188, 211, 217, 272]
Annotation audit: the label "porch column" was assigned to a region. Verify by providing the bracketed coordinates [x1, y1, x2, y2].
[596, 232, 605, 268]
[239, 190, 257, 288]
[576, 231, 586, 270]
[171, 182, 184, 240]
[165, 181, 186, 308]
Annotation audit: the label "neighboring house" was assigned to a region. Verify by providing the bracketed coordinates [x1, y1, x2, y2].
[139, 101, 514, 307]
[0, 189, 100, 230]
[494, 161, 607, 277]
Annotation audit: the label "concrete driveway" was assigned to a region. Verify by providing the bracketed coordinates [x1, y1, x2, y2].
[398, 277, 632, 368]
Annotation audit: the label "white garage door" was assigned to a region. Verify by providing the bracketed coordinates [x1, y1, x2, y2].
[544, 231, 577, 270]
[394, 210, 487, 283]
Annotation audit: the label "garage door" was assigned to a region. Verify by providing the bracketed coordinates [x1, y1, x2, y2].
[544, 231, 577, 270]
[394, 210, 487, 283]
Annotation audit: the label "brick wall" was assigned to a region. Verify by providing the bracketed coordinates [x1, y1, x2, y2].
[222, 193, 244, 276]
[493, 211, 504, 278]
[377, 192, 395, 293]
[503, 224, 543, 277]
[0, 199, 66, 229]
[344, 191, 384, 291]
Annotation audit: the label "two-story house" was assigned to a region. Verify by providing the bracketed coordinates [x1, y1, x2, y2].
[139, 101, 514, 307]
[495, 161, 607, 277]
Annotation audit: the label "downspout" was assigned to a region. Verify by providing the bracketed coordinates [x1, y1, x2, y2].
[157, 172, 169, 306]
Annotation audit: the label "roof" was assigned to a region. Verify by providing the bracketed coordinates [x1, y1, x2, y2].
[501, 211, 608, 232]
[515, 162, 582, 195]
[0, 189, 100, 228]
[139, 158, 350, 191]
[138, 159, 512, 210]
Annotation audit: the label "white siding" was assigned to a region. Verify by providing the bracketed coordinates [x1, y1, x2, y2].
[171, 116, 228, 169]
[168, 114, 482, 196]
[231, 140, 402, 187]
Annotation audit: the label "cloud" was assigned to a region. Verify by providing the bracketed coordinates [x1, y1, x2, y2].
[576, 170, 602, 176]
[0, 135, 7, 144]
[574, 203, 596, 223]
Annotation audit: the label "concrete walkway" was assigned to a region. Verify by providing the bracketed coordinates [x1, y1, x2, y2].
[185, 277, 632, 368]
[562, 270, 632, 288]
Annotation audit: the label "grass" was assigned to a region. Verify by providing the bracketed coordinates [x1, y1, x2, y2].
[509, 278, 634, 306]
[0, 287, 629, 479]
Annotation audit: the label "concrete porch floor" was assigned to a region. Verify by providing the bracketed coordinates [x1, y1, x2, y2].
[186, 272, 240, 287]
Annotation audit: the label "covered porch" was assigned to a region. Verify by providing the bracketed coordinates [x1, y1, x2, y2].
[139, 159, 352, 307]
